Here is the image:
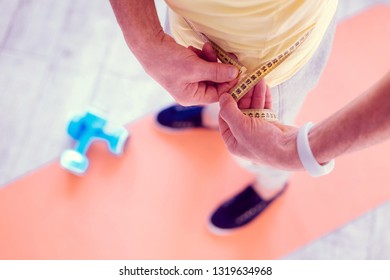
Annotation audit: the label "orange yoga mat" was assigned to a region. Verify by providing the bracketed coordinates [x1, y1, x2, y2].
[0, 6, 389, 260]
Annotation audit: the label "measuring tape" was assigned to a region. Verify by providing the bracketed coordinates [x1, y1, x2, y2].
[241, 109, 278, 122]
[184, 18, 314, 121]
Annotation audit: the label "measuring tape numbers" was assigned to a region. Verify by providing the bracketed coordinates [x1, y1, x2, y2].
[241, 109, 279, 122]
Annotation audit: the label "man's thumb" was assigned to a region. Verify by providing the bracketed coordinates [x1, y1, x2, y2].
[196, 61, 239, 83]
[219, 93, 243, 126]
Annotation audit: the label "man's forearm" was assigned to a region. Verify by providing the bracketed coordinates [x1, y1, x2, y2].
[109, 0, 164, 59]
[309, 71, 390, 164]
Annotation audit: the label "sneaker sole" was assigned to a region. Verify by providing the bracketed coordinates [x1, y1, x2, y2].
[207, 220, 238, 236]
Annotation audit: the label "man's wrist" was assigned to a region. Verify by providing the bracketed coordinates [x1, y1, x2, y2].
[280, 130, 303, 171]
[297, 122, 335, 177]
[110, 0, 165, 57]
[307, 122, 334, 165]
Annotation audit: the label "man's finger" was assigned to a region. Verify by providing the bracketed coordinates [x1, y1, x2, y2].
[218, 116, 239, 153]
[250, 79, 267, 109]
[264, 85, 273, 109]
[202, 42, 218, 62]
[217, 78, 239, 97]
[188, 45, 206, 60]
[189, 81, 219, 104]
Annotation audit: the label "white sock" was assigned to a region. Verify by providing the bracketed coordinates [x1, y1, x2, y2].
[252, 181, 285, 201]
[233, 157, 289, 200]
[201, 103, 219, 129]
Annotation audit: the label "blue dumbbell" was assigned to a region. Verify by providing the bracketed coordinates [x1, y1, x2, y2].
[60, 109, 129, 175]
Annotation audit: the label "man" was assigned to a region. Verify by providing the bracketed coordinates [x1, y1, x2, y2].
[109, 0, 338, 233]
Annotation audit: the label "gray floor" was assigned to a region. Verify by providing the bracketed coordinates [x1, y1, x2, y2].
[0, 0, 389, 259]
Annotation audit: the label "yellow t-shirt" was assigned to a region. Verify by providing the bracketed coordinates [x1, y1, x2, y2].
[165, 0, 338, 87]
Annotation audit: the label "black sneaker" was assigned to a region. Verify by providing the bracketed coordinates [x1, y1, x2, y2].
[156, 104, 205, 132]
[209, 185, 286, 235]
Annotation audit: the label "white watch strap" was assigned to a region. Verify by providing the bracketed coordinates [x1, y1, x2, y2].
[297, 122, 335, 177]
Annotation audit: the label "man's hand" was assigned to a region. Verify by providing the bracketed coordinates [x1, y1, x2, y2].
[218, 80, 303, 171]
[134, 35, 239, 105]
[110, 0, 239, 106]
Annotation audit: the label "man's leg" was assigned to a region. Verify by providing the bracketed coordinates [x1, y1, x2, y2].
[209, 14, 337, 234]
